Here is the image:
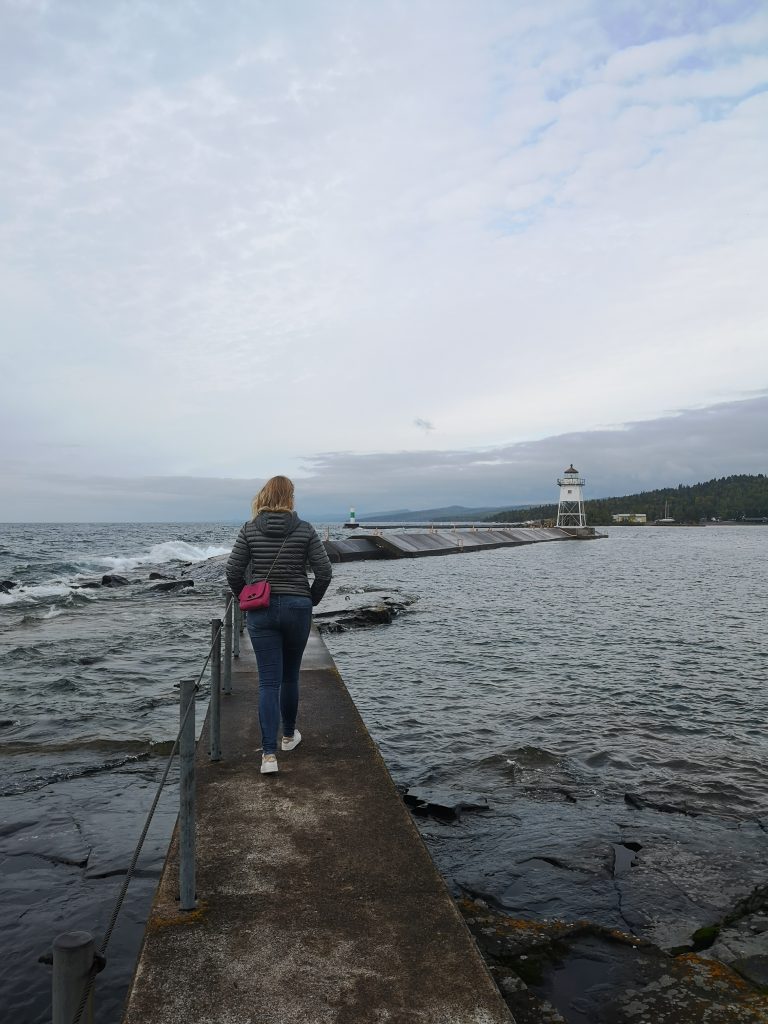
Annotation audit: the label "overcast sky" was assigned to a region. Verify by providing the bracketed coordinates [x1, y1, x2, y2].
[1, 1, 766, 520]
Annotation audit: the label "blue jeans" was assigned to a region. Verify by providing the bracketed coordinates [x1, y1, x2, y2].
[245, 594, 313, 755]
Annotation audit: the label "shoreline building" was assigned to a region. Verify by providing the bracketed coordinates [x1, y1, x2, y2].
[556, 464, 587, 528]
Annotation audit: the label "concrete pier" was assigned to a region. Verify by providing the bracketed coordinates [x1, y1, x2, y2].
[325, 525, 595, 562]
[122, 629, 515, 1024]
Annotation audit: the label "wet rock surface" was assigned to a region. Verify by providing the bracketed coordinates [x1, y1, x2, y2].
[186, 553, 228, 585]
[460, 898, 768, 1023]
[0, 765, 178, 1024]
[148, 579, 194, 593]
[402, 786, 491, 822]
[397, 745, 768, 1023]
[313, 585, 417, 632]
[697, 886, 768, 982]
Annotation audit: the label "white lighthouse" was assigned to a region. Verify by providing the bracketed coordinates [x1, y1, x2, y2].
[556, 464, 587, 528]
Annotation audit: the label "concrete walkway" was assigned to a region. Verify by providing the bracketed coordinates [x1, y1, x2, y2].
[122, 628, 515, 1024]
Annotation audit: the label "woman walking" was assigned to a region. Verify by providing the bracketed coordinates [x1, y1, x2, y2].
[226, 476, 333, 774]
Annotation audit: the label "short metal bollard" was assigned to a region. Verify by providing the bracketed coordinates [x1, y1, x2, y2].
[52, 931, 95, 1024]
[179, 678, 196, 910]
[233, 604, 241, 658]
[209, 619, 222, 762]
[222, 597, 233, 695]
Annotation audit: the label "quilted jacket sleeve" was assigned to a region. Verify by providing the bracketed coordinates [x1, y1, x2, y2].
[226, 525, 250, 597]
[307, 527, 333, 606]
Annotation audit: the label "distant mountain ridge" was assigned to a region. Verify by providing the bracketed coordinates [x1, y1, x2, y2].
[358, 504, 515, 522]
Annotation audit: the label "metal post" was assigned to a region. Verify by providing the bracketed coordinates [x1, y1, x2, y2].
[52, 931, 94, 1024]
[179, 678, 196, 910]
[209, 619, 222, 762]
[233, 605, 241, 658]
[223, 597, 233, 695]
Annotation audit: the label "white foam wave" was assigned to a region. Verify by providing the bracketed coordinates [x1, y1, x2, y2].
[98, 540, 230, 573]
[0, 582, 88, 607]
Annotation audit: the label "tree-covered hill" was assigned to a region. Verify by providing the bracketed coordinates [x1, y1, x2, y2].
[489, 474, 768, 526]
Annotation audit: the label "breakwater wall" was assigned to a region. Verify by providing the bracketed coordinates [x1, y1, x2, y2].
[325, 525, 598, 562]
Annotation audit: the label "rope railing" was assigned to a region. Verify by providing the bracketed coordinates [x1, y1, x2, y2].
[51, 593, 239, 1024]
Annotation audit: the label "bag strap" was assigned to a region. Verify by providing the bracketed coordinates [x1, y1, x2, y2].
[263, 536, 289, 583]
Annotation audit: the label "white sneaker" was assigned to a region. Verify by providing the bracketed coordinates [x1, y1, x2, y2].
[260, 754, 278, 774]
[281, 730, 302, 752]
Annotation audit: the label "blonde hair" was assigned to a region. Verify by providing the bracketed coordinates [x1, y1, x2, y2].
[251, 475, 295, 518]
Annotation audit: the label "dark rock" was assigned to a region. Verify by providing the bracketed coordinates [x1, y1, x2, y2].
[323, 604, 394, 630]
[732, 955, 768, 989]
[459, 897, 768, 1024]
[76, 580, 102, 590]
[150, 579, 195, 593]
[148, 572, 172, 580]
[612, 842, 642, 878]
[101, 575, 130, 587]
[0, 813, 91, 867]
[315, 589, 417, 633]
[727, 884, 768, 922]
[625, 792, 700, 817]
[403, 787, 490, 822]
[184, 554, 228, 585]
[0, 580, 18, 593]
[700, 885, 768, 964]
[689, 924, 720, 950]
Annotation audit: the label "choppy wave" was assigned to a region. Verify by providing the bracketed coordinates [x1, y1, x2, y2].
[97, 540, 231, 573]
[0, 538, 230, 607]
[0, 582, 97, 608]
[0, 737, 176, 756]
[0, 753, 172, 796]
[0, 737, 178, 795]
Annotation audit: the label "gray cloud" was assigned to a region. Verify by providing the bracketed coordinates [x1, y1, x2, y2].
[1, 395, 764, 520]
[1, 2, 767, 480]
[413, 417, 435, 433]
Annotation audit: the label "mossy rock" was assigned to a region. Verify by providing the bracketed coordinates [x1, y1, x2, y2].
[690, 925, 720, 950]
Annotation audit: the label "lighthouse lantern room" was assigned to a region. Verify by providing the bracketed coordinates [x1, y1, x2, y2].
[556, 464, 587, 528]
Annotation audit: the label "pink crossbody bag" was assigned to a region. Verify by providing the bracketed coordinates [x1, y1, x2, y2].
[238, 536, 289, 611]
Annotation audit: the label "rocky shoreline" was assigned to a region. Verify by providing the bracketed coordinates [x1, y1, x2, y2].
[398, 773, 768, 1022]
[459, 894, 768, 1023]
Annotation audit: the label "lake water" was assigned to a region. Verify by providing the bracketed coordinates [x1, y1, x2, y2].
[1, 522, 766, 1022]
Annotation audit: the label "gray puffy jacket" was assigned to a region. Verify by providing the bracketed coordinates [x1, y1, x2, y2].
[226, 511, 332, 606]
